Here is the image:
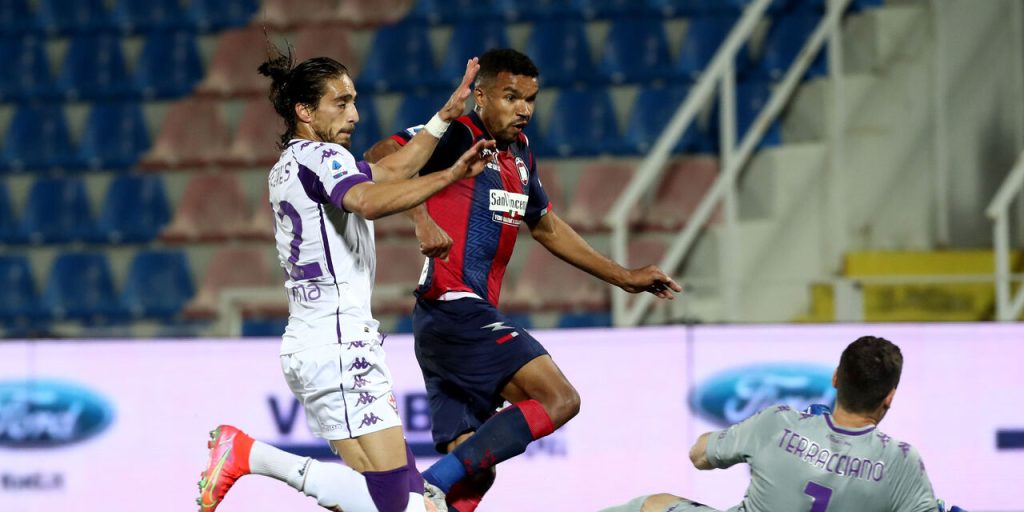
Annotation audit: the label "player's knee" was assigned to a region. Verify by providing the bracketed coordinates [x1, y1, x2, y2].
[548, 386, 581, 426]
[642, 493, 685, 512]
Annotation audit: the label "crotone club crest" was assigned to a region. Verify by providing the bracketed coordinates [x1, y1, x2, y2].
[514, 157, 529, 185]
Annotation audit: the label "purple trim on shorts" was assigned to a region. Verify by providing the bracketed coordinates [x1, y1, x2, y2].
[364, 466, 412, 512]
[298, 164, 331, 204]
[289, 261, 323, 280]
[329, 173, 371, 212]
[356, 160, 373, 180]
[406, 442, 424, 495]
[824, 414, 876, 436]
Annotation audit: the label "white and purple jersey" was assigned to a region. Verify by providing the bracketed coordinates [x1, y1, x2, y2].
[705, 405, 937, 512]
[269, 138, 380, 354]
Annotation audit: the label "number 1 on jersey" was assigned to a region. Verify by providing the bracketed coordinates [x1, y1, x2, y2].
[804, 481, 833, 512]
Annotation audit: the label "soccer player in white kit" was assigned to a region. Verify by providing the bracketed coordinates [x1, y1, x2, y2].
[602, 336, 942, 512]
[196, 48, 493, 512]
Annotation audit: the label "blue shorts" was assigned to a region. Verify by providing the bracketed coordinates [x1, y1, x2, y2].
[412, 297, 548, 453]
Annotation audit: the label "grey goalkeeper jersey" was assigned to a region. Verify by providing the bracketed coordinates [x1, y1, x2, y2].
[705, 406, 937, 512]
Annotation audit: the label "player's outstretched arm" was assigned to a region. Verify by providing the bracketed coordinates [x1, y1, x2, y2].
[371, 58, 479, 182]
[342, 140, 495, 219]
[689, 432, 714, 470]
[528, 212, 683, 299]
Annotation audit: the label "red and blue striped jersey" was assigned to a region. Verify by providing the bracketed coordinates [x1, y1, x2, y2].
[391, 111, 551, 306]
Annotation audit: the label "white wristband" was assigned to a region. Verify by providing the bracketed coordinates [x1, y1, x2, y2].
[424, 113, 450, 138]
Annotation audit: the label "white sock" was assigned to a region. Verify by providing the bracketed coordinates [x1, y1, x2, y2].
[248, 440, 308, 488]
[301, 459, 377, 512]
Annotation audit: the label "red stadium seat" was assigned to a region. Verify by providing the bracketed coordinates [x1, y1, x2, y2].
[182, 246, 275, 319]
[335, 0, 412, 27]
[260, 0, 338, 30]
[240, 186, 275, 242]
[161, 173, 251, 242]
[536, 162, 564, 209]
[218, 98, 284, 169]
[562, 162, 638, 232]
[293, 25, 360, 78]
[628, 235, 668, 267]
[503, 240, 609, 312]
[139, 97, 230, 170]
[373, 211, 417, 239]
[195, 26, 271, 98]
[372, 241, 424, 315]
[641, 157, 721, 231]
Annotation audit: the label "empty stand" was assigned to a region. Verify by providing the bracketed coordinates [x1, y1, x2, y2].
[599, 17, 673, 84]
[183, 246, 274, 319]
[15, 177, 93, 244]
[293, 26, 358, 74]
[756, 14, 827, 80]
[535, 163, 565, 208]
[372, 241, 425, 314]
[357, 21, 435, 93]
[0, 183, 16, 243]
[219, 98, 284, 169]
[676, 16, 744, 81]
[391, 91, 451, 134]
[111, 0, 189, 33]
[0, 36, 54, 101]
[140, 97, 229, 169]
[736, 80, 782, 147]
[78, 102, 150, 171]
[0, 0, 33, 36]
[335, 0, 412, 27]
[624, 85, 709, 154]
[35, 0, 114, 35]
[240, 187, 275, 241]
[196, 26, 270, 98]
[1, 104, 79, 173]
[563, 162, 639, 232]
[56, 34, 132, 100]
[545, 88, 622, 156]
[186, 0, 259, 32]
[503, 242, 609, 311]
[133, 31, 203, 99]
[120, 249, 194, 320]
[259, 0, 337, 30]
[91, 175, 171, 243]
[0, 255, 39, 327]
[39, 252, 122, 324]
[434, 20, 510, 88]
[641, 157, 720, 231]
[161, 173, 250, 242]
[525, 20, 595, 87]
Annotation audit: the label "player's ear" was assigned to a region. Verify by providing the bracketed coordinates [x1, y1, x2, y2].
[473, 86, 486, 108]
[882, 387, 896, 409]
[831, 369, 838, 389]
[295, 102, 314, 124]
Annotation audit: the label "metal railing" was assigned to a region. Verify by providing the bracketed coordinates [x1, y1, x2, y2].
[986, 149, 1024, 321]
[607, 0, 852, 326]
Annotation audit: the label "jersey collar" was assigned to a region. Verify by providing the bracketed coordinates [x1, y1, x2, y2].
[824, 413, 877, 436]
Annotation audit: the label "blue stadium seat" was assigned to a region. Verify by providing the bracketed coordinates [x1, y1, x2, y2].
[241, 317, 288, 337]
[0, 36, 55, 102]
[393, 315, 414, 333]
[0, 183, 16, 243]
[112, 0, 188, 33]
[91, 175, 170, 243]
[185, 0, 258, 32]
[413, 0, 518, 24]
[677, 16, 749, 81]
[35, 0, 114, 34]
[1, 104, 80, 173]
[78, 102, 150, 171]
[15, 177, 93, 244]
[133, 31, 203, 99]
[505, 0, 583, 21]
[546, 88, 622, 156]
[392, 92, 452, 133]
[120, 250, 194, 320]
[580, 0, 659, 19]
[523, 113, 554, 157]
[0, 0, 35, 35]
[526, 20, 595, 87]
[357, 21, 435, 93]
[40, 252, 123, 324]
[756, 14, 827, 80]
[624, 85, 707, 155]
[599, 18, 673, 84]
[736, 80, 782, 147]
[350, 94, 382, 155]
[557, 311, 611, 328]
[0, 255, 41, 328]
[434, 21, 510, 88]
[56, 35, 132, 100]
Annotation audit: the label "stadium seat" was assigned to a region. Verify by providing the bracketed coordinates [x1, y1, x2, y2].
[525, 20, 595, 87]
[0, 0, 35, 36]
[580, 0, 658, 19]
[1, 104, 80, 173]
[91, 175, 171, 243]
[294, 26, 359, 75]
[0, 254, 40, 328]
[241, 317, 288, 337]
[598, 17, 673, 84]
[562, 162, 639, 232]
[133, 31, 204, 99]
[629, 234, 669, 266]
[736, 80, 782, 147]
[545, 88, 622, 156]
[505, 0, 583, 21]
[756, 14, 827, 80]
[56, 34, 132, 101]
[350, 94, 383, 155]
[409, 0, 517, 24]
[218, 98, 284, 169]
[0, 36, 55, 101]
[111, 0, 188, 33]
[536, 163, 564, 208]
[140, 97, 229, 169]
[39, 252, 123, 324]
[196, 26, 270, 98]
[0, 183, 17, 243]
[34, 0, 114, 35]
[391, 92, 452, 135]
[161, 173, 250, 242]
[240, 187, 274, 241]
[335, 0, 416, 26]
[434, 20, 510, 88]
[357, 21, 435, 93]
[676, 16, 746, 81]
[15, 177, 93, 244]
[120, 249, 194, 320]
[185, 0, 258, 32]
[78, 102, 150, 171]
[624, 85, 708, 155]
[641, 157, 721, 231]
[504, 242, 609, 311]
[259, 0, 336, 30]
[183, 246, 274, 319]
[373, 242, 425, 315]
[522, 117, 554, 157]
[557, 311, 611, 328]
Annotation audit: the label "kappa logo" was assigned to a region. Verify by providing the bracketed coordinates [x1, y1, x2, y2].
[320, 149, 340, 163]
[481, 148, 500, 172]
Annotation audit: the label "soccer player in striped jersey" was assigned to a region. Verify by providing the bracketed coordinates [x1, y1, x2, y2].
[197, 50, 492, 512]
[365, 48, 682, 511]
[602, 336, 941, 512]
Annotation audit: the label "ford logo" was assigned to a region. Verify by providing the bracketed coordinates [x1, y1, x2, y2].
[690, 364, 836, 427]
[0, 379, 115, 448]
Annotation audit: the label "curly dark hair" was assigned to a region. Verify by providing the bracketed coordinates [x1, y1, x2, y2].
[477, 48, 539, 87]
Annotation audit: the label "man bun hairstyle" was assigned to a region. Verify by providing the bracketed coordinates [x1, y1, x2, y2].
[258, 40, 349, 149]
[477, 48, 539, 87]
[835, 336, 904, 414]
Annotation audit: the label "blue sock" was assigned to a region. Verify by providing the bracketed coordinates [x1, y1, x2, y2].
[423, 400, 554, 493]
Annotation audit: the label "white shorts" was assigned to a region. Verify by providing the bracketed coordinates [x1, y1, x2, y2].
[280, 338, 402, 441]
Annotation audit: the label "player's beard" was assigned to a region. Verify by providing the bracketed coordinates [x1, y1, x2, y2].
[315, 127, 352, 148]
